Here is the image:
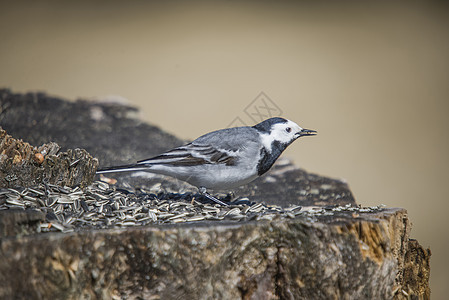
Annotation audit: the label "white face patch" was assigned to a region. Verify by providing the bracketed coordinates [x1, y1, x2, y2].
[260, 120, 303, 152]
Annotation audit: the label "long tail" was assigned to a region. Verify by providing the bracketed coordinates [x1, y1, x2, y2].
[96, 163, 150, 174]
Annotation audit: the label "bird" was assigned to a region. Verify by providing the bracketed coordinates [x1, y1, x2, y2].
[96, 117, 316, 205]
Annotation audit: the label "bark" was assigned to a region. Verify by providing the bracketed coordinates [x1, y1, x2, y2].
[0, 128, 98, 188]
[0, 208, 430, 299]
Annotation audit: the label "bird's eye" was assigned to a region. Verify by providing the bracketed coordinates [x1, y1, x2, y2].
[285, 127, 291, 133]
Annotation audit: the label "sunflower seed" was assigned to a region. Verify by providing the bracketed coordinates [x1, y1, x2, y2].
[51, 222, 65, 231]
[168, 212, 190, 220]
[148, 211, 157, 222]
[1, 180, 378, 231]
[248, 203, 263, 213]
[186, 216, 206, 222]
[7, 188, 21, 195]
[6, 197, 24, 206]
[158, 213, 175, 219]
[23, 195, 38, 202]
[223, 207, 241, 217]
[57, 195, 74, 204]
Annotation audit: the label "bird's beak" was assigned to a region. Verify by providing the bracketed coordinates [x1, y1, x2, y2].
[296, 128, 317, 138]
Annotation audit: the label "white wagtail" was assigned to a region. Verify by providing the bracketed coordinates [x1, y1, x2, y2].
[97, 117, 316, 205]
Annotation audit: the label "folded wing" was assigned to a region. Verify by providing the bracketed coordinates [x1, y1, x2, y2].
[137, 143, 237, 167]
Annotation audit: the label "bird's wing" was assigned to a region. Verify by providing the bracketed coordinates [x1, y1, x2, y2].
[137, 143, 237, 166]
[195, 127, 258, 148]
[137, 127, 260, 167]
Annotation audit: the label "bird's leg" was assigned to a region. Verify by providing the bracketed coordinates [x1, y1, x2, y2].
[198, 187, 229, 206]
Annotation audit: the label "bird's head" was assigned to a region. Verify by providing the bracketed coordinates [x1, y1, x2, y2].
[254, 117, 316, 151]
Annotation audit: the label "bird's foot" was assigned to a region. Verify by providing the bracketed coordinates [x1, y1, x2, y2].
[230, 197, 255, 206]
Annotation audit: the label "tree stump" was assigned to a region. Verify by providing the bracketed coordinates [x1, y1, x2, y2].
[0, 90, 430, 299]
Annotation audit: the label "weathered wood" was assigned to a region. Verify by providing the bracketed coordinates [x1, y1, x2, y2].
[396, 239, 431, 299]
[0, 210, 44, 237]
[0, 128, 98, 188]
[0, 90, 430, 299]
[0, 208, 429, 299]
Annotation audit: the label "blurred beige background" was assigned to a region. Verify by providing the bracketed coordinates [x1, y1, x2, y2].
[1, 1, 448, 297]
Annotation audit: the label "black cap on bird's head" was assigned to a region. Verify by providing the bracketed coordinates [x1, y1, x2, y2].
[253, 117, 316, 138]
[253, 117, 289, 133]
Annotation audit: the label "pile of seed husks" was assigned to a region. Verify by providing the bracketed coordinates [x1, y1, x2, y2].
[0, 181, 387, 233]
[0, 181, 304, 233]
